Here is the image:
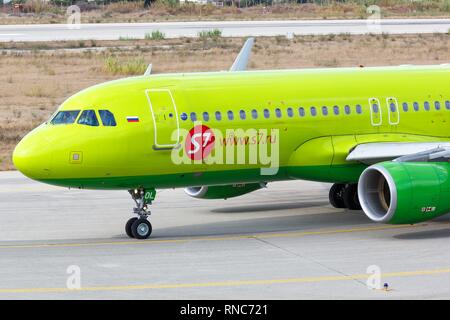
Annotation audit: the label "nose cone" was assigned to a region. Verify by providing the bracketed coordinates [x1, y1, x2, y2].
[13, 129, 52, 180]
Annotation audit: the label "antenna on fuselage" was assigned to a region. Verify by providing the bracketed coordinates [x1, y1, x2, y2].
[144, 63, 153, 76]
[229, 37, 254, 72]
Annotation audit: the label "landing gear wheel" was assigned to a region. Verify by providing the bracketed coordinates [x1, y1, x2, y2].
[329, 183, 346, 208]
[127, 188, 156, 239]
[131, 218, 153, 239]
[343, 184, 362, 210]
[125, 217, 138, 238]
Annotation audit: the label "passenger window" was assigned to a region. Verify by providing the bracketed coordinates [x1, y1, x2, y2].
[239, 110, 246, 120]
[251, 109, 258, 119]
[227, 110, 234, 120]
[275, 108, 282, 118]
[322, 106, 328, 116]
[215, 111, 222, 121]
[413, 102, 419, 111]
[389, 103, 396, 113]
[180, 112, 188, 121]
[311, 107, 317, 116]
[333, 106, 339, 115]
[298, 107, 305, 117]
[287, 107, 293, 117]
[356, 104, 362, 114]
[51, 110, 80, 125]
[434, 101, 441, 110]
[446, 101, 450, 110]
[344, 105, 350, 115]
[203, 112, 209, 121]
[424, 101, 430, 111]
[372, 104, 379, 113]
[402, 102, 408, 112]
[190, 112, 197, 121]
[77, 110, 99, 126]
[99, 110, 116, 126]
[263, 109, 270, 119]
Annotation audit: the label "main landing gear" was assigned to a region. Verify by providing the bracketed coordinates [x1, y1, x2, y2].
[329, 183, 361, 210]
[125, 188, 156, 239]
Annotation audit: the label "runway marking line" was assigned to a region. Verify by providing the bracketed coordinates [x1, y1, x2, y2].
[0, 267, 449, 294]
[0, 224, 420, 250]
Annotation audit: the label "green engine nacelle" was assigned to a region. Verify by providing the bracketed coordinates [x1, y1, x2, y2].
[358, 161, 450, 224]
[184, 183, 265, 200]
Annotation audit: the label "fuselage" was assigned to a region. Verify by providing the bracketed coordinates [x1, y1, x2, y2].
[13, 64, 450, 190]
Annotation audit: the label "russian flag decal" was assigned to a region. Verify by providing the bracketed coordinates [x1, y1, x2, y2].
[127, 116, 139, 123]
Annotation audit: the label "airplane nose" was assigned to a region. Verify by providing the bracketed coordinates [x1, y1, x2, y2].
[13, 131, 52, 180]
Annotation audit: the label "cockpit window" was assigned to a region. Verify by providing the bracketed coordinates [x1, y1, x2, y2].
[77, 110, 99, 126]
[50, 110, 80, 125]
[99, 110, 117, 126]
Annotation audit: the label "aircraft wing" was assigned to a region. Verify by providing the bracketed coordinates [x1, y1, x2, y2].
[346, 142, 450, 164]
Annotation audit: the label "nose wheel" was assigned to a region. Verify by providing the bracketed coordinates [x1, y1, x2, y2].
[126, 188, 156, 239]
[128, 218, 152, 239]
[125, 217, 138, 238]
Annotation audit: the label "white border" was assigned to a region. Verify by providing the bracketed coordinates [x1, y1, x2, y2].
[368, 97, 382, 126]
[145, 88, 180, 149]
[386, 97, 400, 125]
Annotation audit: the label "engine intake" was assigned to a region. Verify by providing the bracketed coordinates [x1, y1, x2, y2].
[358, 165, 397, 223]
[184, 186, 209, 198]
[358, 161, 450, 224]
[184, 183, 265, 200]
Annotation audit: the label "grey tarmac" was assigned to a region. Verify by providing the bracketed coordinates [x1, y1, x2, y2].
[0, 171, 449, 299]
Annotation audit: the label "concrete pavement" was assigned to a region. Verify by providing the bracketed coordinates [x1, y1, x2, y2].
[0, 171, 450, 299]
[0, 19, 449, 42]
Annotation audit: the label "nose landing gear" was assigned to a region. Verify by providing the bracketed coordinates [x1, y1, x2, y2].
[125, 188, 156, 239]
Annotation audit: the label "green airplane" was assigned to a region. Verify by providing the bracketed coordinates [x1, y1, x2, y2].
[12, 38, 450, 239]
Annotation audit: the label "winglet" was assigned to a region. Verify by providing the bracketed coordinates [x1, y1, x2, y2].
[229, 38, 254, 72]
[144, 63, 152, 76]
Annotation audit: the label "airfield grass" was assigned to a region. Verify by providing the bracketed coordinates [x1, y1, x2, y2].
[0, 33, 450, 170]
[1, 0, 450, 25]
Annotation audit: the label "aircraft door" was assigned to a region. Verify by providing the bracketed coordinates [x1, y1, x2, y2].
[386, 97, 400, 125]
[146, 89, 180, 149]
[368, 97, 382, 126]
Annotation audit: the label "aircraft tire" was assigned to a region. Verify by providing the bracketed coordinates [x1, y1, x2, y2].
[329, 183, 346, 208]
[343, 184, 362, 210]
[125, 217, 138, 238]
[131, 218, 153, 239]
